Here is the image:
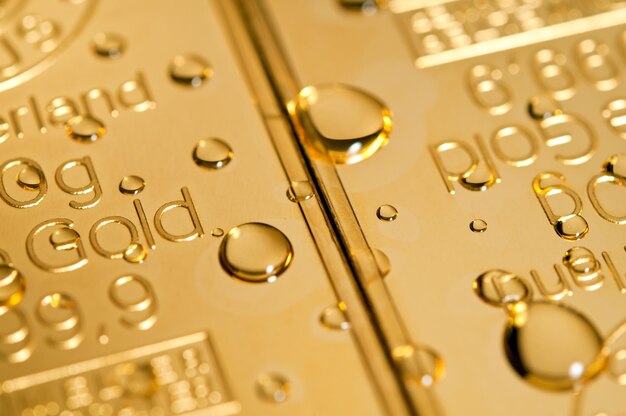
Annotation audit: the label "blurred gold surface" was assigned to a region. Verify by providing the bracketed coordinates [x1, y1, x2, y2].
[0, 1, 625, 415]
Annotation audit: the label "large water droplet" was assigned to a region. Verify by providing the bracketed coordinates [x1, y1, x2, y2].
[93, 32, 126, 59]
[169, 55, 213, 87]
[193, 138, 233, 170]
[119, 175, 145, 195]
[376, 204, 398, 221]
[219, 223, 293, 283]
[255, 373, 291, 403]
[504, 301, 606, 391]
[290, 84, 392, 164]
[65, 115, 106, 143]
[0, 264, 26, 310]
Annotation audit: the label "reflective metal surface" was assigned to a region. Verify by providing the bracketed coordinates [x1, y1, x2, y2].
[0, 0, 625, 415]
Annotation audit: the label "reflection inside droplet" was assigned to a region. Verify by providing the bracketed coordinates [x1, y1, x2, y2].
[255, 373, 291, 403]
[376, 204, 398, 221]
[320, 304, 350, 330]
[65, 115, 106, 143]
[504, 301, 606, 391]
[289, 84, 392, 164]
[219, 223, 293, 283]
[119, 175, 146, 195]
[169, 55, 213, 87]
[193, 138, 233, 170]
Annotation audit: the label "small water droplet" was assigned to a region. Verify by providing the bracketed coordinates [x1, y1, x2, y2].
[470, 219, 488, 233]
[255, 373, 291, 403]
[376, 204, 398, 221]
[219, 223, 293, 283]
[528, 95, 562, 120]
[123, 243, 147, 264]
[392, 344, 446, 387]
[98, 325, 109, 345]
[211, 227, 224, 237]
[193, 138, 233, 170]
[320, 304, 350, 330]
[0, 264, 26, 310]
[603, 153, 626, 180]
[65, 115, 106, 143]
[286, 181, 314, 202]
[169, 55, 213, 87]
[49, 227, 80, 251]
[372, 248, 391, 277]
[16, 166, 41, 190]
[504, 301, 606, 391]
[555, 215, 589, 241]
[93, 32, 126, 59]
[119, 175, 145, 195]
[290, 84, 392, 164]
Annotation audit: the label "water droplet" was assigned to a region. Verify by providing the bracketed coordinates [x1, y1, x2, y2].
[0, 264, 26, 310]
[119, 175, 145, 195]
[504, 301, 606, 391]
[169, 55, 213, 87]
[16, 166, 41, 190]
[470, 219, 488, 233]
[219, 223, 293, 283]
[286, 181, 314, 202]
[320, 304, 350, 330]
[193, 138, 233, 170]
[609, 348, 626, 385]
[98, 325, 109, 345]
[255, 373, 291, 403]
[528, 95, 563, 120]
[123, 243, 147, 264]
[372, 248, 391, 277]
[603, 153, 626, 180]
[290, 84, 392, 164]
[376, 204, 398, 221]
[211, 228, 224, 237]
[65, 115, 106, 143]
[392, 344, 446, 387]
[93, 32, 126, 59]
[49, 227, 80, 251]
[555, 215, 589, 241]
[473, 269, 533, 307]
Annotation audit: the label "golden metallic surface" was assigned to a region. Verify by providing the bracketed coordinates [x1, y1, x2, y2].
[2, 0, 626, 415]
[263, 0, 626, 414]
